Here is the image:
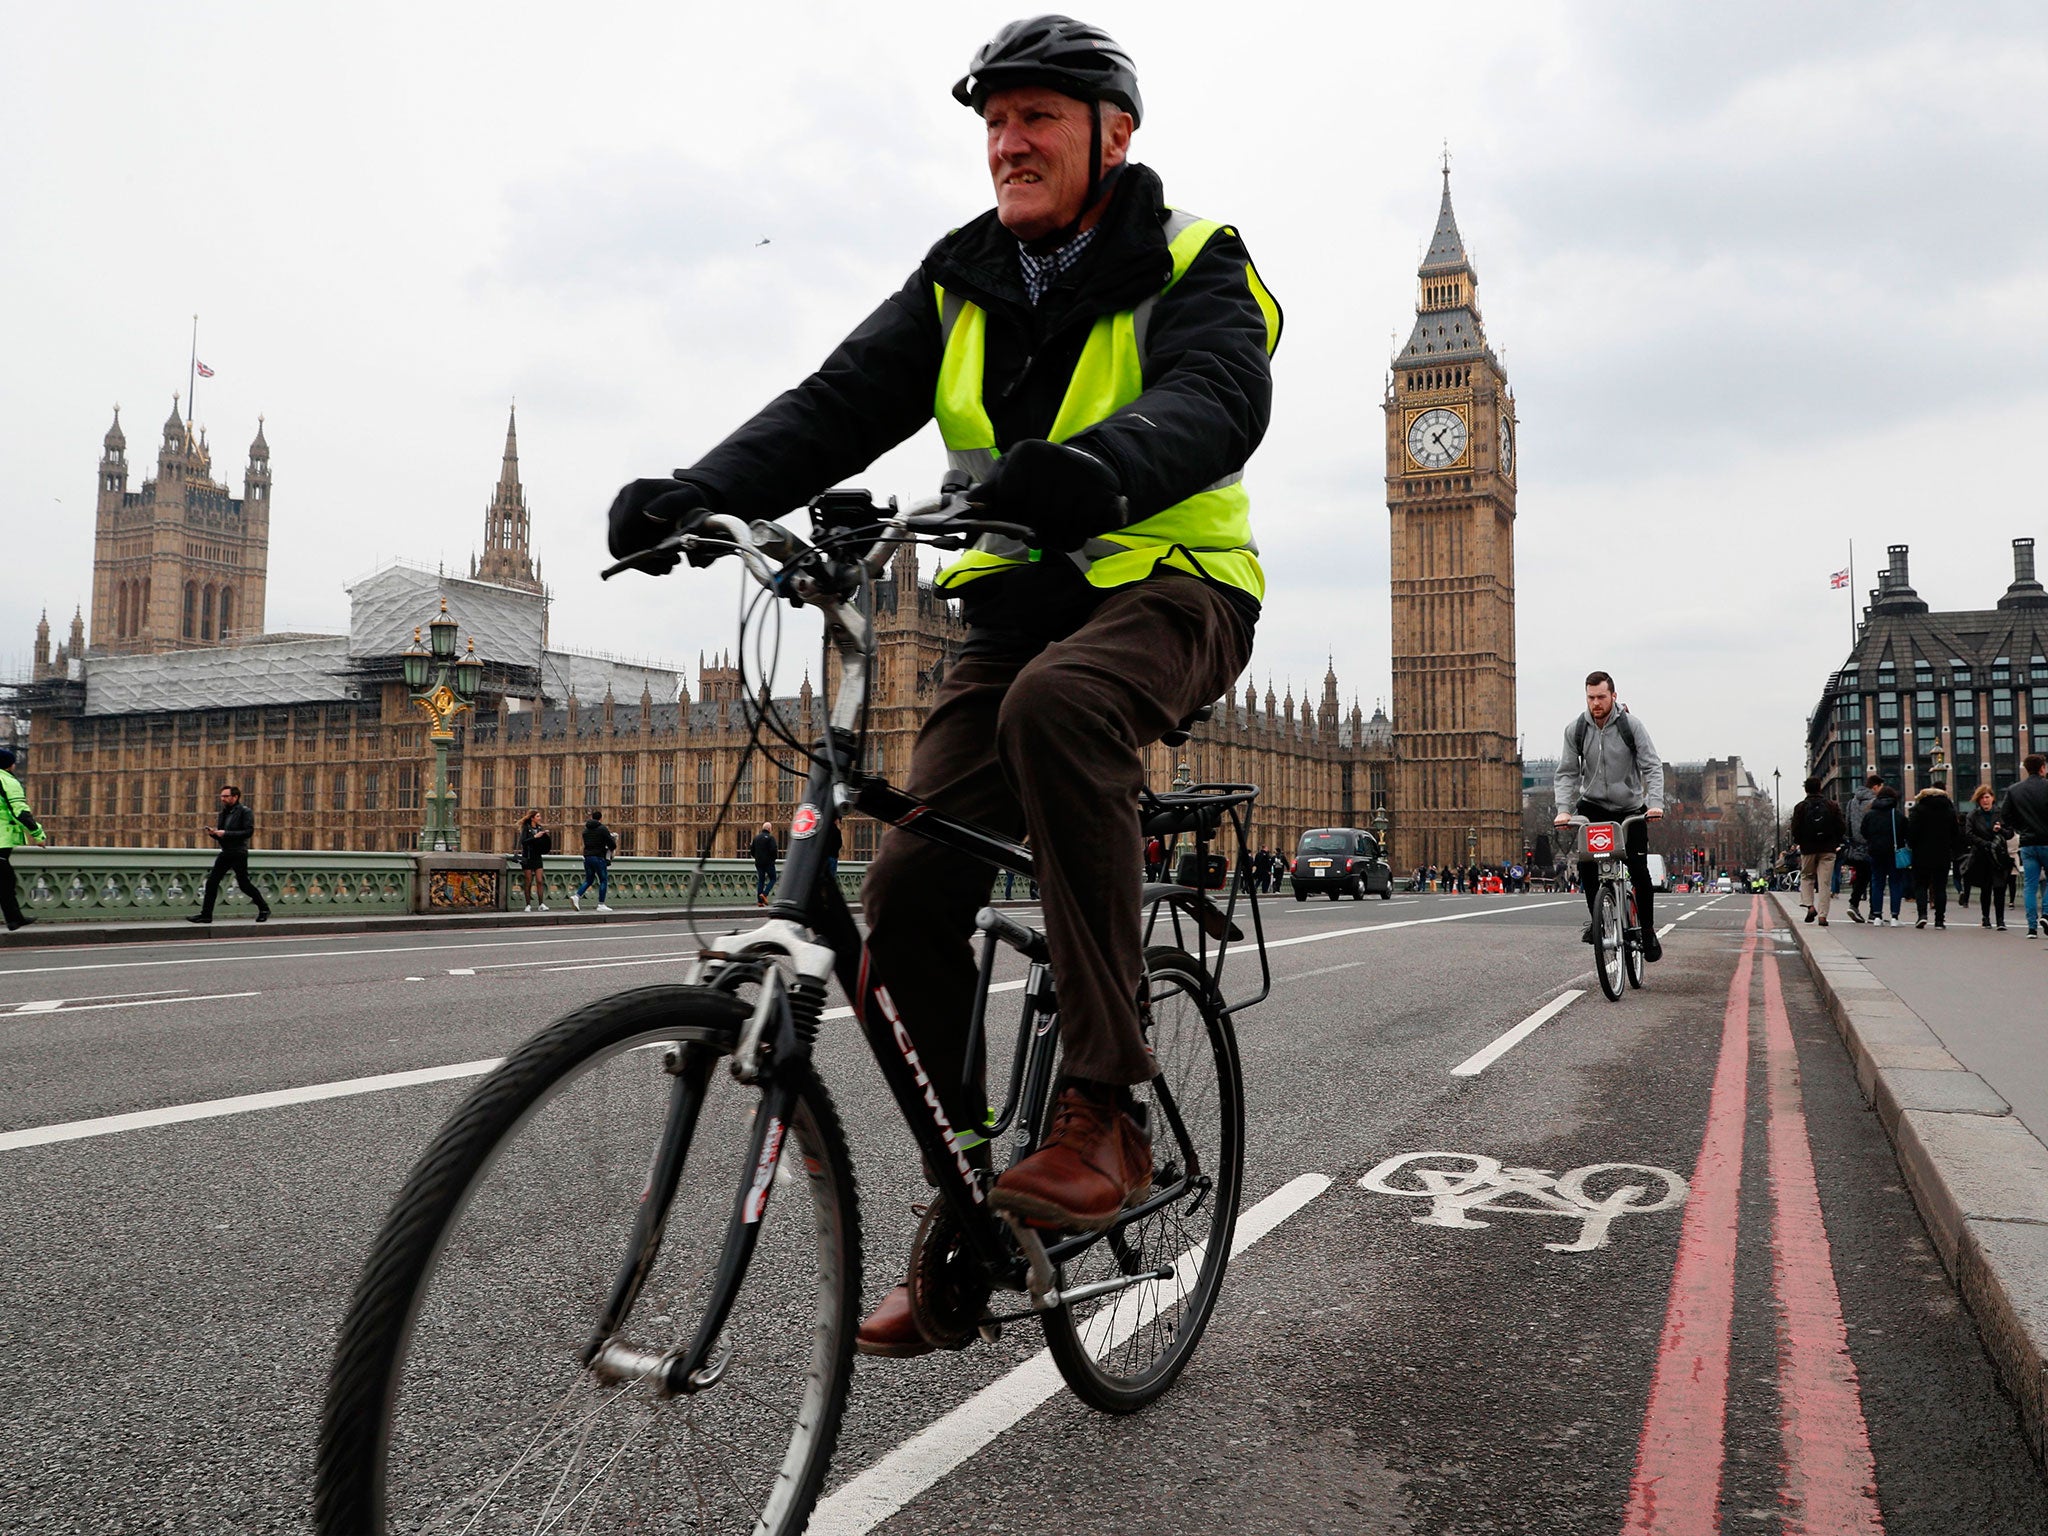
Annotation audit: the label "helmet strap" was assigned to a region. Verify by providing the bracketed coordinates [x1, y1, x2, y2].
[1024, 105, 1111, 255]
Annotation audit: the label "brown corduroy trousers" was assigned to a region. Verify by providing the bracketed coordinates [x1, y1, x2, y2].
[861, 571, 1254, 1124]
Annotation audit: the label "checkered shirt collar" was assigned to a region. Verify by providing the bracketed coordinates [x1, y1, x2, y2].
[1017, 224, 1099, 306]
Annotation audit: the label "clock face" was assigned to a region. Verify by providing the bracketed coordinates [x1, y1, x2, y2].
[1498, 416, 1514, 476]
[1407, 407, 1468, 469]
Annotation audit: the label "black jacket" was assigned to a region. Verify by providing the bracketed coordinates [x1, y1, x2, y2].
[1860, 791, 1903, 856]
[1905, 790, 1960, 865]
[1965, 805, 2012, 877]
[2000, 774, 2048, 846]
[214, 801, 254, 855]
[581, 818, 617, 859]
[1790, 794, 1845, 854]
[673, 164, 1277, 641]
[750, 831, 778, 870]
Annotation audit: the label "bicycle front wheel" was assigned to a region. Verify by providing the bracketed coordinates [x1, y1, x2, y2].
[1625, 892, 1646, 989]
[315, 984, 860, 1536]
[1594, 883, 1626, 1000]
[1040, 946, 1245, 1413]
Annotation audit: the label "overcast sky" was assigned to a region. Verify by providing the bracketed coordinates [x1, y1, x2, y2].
[6, 2, 2045, 803]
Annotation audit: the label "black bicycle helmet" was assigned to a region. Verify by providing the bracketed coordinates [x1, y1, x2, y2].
[953, 14, 1143, 126]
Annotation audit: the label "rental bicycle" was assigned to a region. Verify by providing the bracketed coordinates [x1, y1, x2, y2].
[313, 487, 1270, 1535]
[1570, 813, 1648, 1000]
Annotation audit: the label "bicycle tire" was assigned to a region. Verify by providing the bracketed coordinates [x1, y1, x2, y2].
[1625, 892, 1646, 989]
[1594, 883, 1625, 1000]
[1039, 946, 1245, 1413]
[314, 984, 861, 1536]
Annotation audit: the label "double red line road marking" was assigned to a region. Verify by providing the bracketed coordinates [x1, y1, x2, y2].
[1623, 898, 1884, 1534]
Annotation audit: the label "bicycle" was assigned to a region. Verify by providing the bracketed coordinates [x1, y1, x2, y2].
[314, 486, 1271, 1535]
[1569, 813, 1648, 1001]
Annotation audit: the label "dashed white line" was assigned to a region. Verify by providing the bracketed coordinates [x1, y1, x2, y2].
[0, 1056, 498, 1153]
[807, 1172, 1333, 1535]
[1450, 990, 1585, 1077]
[6, 990, 258, 1019]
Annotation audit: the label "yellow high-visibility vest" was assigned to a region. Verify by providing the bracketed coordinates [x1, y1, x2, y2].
[931, 211, 1279, 601]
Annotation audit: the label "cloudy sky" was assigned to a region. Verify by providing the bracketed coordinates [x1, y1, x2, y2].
[6, 2, 2045, 801]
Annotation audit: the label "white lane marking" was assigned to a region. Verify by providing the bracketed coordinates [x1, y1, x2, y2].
[0, 1057, 503, 1152]
[1657, 923, 1677, 938]
[447, 969, 476, 976]
[808, 1173, 1333, 1535]
[10, 988, 190, 1012]
[6, 991, 258, 1019]
[1258, 899, 1578, 954]
[0, 926, 703, 980]
[1449, 990, 1584, 1077]
[544, 954, 705, 974]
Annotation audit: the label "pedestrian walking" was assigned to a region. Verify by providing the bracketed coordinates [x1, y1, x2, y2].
[1841, 770, 1881, 922]
[1963, 784, 2013, 930]
[1253, 845, 1273, 894]
[1906, 776, 1960, 929]
[0, 746, 49, 933]
[1998, 751, 2048, 937]
[187, 784, 272, 925]
[751, 821, 779, 906]
[1144, 835, 1165, 882]
[571, 809, 618, 912]
[516, 811, 552, 911]
[1789, 774, 1846, 926]
[1860, 781, 1907, 926]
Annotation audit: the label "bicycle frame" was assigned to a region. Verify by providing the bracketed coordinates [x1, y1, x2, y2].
[602, 498, 1259, 1392]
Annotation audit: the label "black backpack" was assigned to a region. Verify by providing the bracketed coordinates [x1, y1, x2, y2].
[1572, 710, 1639, 764]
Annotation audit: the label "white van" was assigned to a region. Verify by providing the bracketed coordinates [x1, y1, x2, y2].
[1645, 854, 1670, 891]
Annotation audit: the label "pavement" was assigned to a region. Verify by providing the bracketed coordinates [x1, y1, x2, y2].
[0, 901, 788, 949]
[1776, 889, 2048, 1464]
[4, 893, 2043, 1532]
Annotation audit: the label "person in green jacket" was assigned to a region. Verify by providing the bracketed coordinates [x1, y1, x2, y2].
[0, 746, 49, 932]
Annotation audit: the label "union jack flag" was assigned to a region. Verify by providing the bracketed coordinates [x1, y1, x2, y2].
[1829, 569, 1850, 589]
[195, 360, 214, 378]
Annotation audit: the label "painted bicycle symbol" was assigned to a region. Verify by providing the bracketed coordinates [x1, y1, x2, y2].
[1359, 1151, 1689, 1253]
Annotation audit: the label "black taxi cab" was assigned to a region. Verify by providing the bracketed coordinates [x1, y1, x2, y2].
[1291, 828, 1393, 901]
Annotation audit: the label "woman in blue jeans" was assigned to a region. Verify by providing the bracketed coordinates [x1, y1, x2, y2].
[1860, 782, 1908, 925]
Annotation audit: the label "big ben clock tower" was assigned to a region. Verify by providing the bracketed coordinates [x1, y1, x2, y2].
[1384, 164, 1521, 867]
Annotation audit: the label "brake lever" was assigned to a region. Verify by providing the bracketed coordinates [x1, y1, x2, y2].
[599, 530, 712, 581]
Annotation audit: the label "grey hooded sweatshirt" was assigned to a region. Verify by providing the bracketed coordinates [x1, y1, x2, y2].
[1554, 709, 1665, 816]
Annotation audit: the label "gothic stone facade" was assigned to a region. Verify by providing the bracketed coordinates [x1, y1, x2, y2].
[1384, 170, 1522, 868]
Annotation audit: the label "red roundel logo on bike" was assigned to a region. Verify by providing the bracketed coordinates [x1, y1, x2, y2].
[1585, 823, 1617, 856]
[791, 804, 820, 839]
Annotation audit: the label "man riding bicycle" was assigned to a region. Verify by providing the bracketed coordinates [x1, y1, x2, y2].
[606, 16, 1280, 1358]
[1553, 671, 1665, 962]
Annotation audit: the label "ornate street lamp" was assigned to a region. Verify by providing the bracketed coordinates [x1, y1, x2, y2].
[1371, 805, 1389, 863]
[407, 598, 485, 852]
[1466, 825, 1478, 864]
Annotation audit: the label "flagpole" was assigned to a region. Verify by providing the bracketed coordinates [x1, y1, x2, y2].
[1847, 538, 1855, 653]
[186, 315, 198, 431]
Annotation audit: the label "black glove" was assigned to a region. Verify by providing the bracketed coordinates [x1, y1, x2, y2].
[970, 438, 1126, 553]
[606, 477, 716, 573]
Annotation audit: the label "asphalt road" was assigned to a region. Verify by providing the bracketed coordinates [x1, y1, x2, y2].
[2, 892, 2043, 1533]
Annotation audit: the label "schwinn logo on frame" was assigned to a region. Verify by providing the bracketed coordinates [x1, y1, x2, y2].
[869, 979, 983, 1202]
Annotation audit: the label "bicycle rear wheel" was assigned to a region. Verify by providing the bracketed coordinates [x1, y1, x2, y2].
[314, 984, 860, 1536]
[1594, 883, 1626, 1000]
[1039, 946, 1245, 1413]
[1625, 892, 1646, 989]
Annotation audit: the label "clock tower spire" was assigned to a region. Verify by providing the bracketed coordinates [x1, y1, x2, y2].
[1383, 164, 1520, 867]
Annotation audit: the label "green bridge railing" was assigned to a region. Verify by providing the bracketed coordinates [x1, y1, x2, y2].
[3, 848, 869, 924]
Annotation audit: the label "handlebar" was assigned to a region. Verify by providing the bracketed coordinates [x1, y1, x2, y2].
[599, 487, 1038, 583]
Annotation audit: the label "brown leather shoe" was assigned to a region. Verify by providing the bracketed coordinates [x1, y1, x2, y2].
[854, 1282, 935, 1358]
[989, 1087, 1152, 1232]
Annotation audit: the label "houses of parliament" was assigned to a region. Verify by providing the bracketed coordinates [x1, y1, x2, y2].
[12, 174, 1520, 870]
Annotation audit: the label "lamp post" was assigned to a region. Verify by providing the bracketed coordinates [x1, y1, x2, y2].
[1772, 767, 1782, 868]
[1372, 805, 1389, 867]
[404, 598, 485, 852]
[1466, 825, 1478, 866]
